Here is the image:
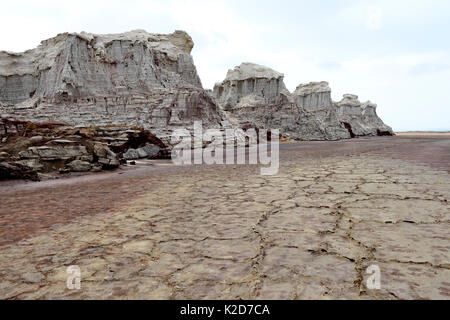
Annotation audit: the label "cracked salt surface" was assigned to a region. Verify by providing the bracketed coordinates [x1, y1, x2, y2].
[0, 136, 449, 299]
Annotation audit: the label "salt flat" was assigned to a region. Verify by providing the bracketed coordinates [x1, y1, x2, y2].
[0, 136, 448, 299]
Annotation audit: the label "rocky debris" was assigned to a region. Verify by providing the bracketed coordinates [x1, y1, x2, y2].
[85, 126, 169, 158]
[336, 94, 393, 136]
[0, 151, 8, 160]
[93, 142, 120, 168]
[0, 161, 39, 181]
[67, 160, 92, 172]
[0, 88, 225, 147]
[213, 63, 350, 140]
[0, 121, 168, 180]
[123, 143, 160, 160]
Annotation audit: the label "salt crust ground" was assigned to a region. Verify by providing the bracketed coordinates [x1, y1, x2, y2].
[0, 136, 448, 299]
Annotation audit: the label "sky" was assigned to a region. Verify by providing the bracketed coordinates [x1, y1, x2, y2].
[1, 0, 449, 131]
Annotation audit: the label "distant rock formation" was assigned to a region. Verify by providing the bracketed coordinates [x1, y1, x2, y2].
[1, 30, 393, 152]
[292, 81, 349, 139]
[213, 62, 286, 111]
[214, 63, 351, 140]
[336, 94, 393, 136]
[0, 30, 224, 144]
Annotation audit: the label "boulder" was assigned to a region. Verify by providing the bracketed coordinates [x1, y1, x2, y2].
[14, 159, 44, 172]
[0, 162, 39, 181]
[93, 143, 120, 169]
[123, 149, 140, 160]
[124, 143, 160, 160]
[19, 145, 89, 160]
[67, 160, 92, 172]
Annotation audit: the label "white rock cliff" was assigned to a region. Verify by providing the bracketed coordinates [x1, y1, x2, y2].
[1, 31, 393, 145]
[336, 94, 393, 136]
[0, 30, 224, 145]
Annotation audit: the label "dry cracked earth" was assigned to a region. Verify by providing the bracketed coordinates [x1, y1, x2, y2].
[0, 135, 449, 300]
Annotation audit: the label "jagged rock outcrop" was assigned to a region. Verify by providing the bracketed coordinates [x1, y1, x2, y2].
[0, 30, 225, 145]
[0, 121, 169, 180]
[0, 30, 201, 103]
[0, 161, 39, 181]
[336, 94, 393, 136]
[293, 81, 350, 139]
[1, 31, 393, 157]
[213, 63, 350, 140]
[213, 62, 287, 111]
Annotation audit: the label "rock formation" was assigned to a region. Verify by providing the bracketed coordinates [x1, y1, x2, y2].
[0, 30, 394, 180]
[213, 62, 286, 111]
[0, 161, 39, 181]
[213, 63, 350, 140]
[0, 30, 225, 145]
[336, 94, 393, 136]
[292, 81, 349, 139]
[0, 121, 169, 180]
[0, 30, 202, 103]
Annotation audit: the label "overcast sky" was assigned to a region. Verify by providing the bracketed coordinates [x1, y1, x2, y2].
[1, 0, 449, 131]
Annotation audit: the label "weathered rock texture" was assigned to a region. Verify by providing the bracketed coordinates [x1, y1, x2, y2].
[0, 121, 168, 180]
[0, 30, 224, 144]
[0, 30, 201, 103]
[336, 94, 393, 137]
[213, 63, 350, 140]
[213, 62, 392, 140]
[1, 31, 392, 147]
[293, 81, 349, 139]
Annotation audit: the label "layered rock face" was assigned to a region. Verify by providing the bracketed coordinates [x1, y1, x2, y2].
[293, 82, 350, 139]
[1, 30, 392, 153]
[0, 30, 201, 103]
[213, 63, 350, 140]
[336, 94, 393, 136]
[0, 30, 224, 144]
[0, 31, 394, 180]
[293, 81, 333, 111]
[213, 62, 286, 111]
[0, 122, 169, 180]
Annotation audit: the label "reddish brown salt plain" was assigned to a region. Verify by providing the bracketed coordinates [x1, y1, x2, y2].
[0, 135, 449, 299]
